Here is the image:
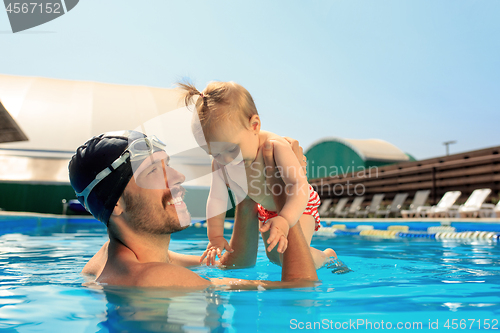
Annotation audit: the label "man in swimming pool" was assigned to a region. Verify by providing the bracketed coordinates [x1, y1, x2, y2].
[69, 130, 317, 289]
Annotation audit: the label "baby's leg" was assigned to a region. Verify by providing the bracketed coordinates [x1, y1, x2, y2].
[299, 214, 337, 269]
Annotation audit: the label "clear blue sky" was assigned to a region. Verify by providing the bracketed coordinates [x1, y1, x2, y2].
[1, 0, 499, 159]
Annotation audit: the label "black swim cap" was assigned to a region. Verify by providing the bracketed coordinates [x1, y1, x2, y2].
[68, 130, 147, 225]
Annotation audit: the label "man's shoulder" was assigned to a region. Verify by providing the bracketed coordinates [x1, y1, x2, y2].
[134, 261, 211, 289]
[82, 241, 109, 276]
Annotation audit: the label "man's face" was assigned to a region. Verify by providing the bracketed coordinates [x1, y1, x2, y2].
[122, 152, 191, 235]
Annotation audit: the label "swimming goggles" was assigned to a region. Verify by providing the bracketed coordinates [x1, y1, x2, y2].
[76, 135, 167, 211]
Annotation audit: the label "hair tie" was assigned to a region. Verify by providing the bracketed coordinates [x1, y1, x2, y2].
[200, 92, 208, 107]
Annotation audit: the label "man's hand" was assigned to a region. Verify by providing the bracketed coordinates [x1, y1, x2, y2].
[259, 216, 289, 253]
[200, 236, 233, 266]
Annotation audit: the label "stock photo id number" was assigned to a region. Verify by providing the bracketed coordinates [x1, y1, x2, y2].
[3, 0, 79, 33]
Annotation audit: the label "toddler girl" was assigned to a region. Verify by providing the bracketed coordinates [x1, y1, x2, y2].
[180, 81, 335, 268]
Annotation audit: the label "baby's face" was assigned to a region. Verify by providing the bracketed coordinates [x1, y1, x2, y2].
[203, 121, 259, 167]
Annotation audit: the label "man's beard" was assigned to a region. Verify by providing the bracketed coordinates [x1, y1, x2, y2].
[123, 191, 190, 235]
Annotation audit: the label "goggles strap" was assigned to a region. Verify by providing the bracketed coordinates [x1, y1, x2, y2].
[76, 152, 130, 210]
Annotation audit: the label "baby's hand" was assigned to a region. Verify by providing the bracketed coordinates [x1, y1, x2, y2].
[259, 216, 289, 253]
[200, 236, 233, 266]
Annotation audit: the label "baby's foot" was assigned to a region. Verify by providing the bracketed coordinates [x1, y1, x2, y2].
[324, 248, 337, 259]
[325, 256, 352, 274]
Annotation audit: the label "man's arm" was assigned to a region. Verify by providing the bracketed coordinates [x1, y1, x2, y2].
[218, 195, 260, 268]
[168, 251, 203, 267]
[168, 220, 317, 289]
[210, 222, 318, 290]
[215, 140, 318, 286]
[218, 137, 310, 269]
[136, 262, 212, 289]
[281, 218, 318, 282]
[261, 140, 318, 282]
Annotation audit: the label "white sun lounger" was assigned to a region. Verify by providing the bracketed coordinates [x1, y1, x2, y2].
[318, 198, 333, 217]
[422, 191, 462, 218]
[479, 200, 500, 218]
[401, 190, 431, 218]
[454, 188, 492, 218]
[332, 198, 349, 218]
[337, 196, 365, 218]
[355, 194, 385, 218]
[375, 193, 409, 218]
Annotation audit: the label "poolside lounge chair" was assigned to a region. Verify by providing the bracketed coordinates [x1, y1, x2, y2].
[318, 198, 333, 217]
[355, 194, 385, 218]
[337, 196, 365, 218]
[332, 198, 349, 218]
[401, 190, 431, 218]
[479, 200, 500, 218]
[375, 193, 409, 218]
[421, 191, 462, 218]
[454, 188, 492, 218]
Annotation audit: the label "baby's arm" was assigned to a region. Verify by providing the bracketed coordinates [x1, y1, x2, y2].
[260, 140, 309, 252]
[201, 161, 234, 265]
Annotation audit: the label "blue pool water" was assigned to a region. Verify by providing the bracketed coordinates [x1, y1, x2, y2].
[1, 216, 499, 332]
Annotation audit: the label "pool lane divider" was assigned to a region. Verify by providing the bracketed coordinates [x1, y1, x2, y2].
[316, 224, 500, 241]
[387, 225, 409, 232]
[427, 226, 456, 233]
[193, 219, 500, 240]
[434, 231, 498, 240]
[359, 229, 398, 239]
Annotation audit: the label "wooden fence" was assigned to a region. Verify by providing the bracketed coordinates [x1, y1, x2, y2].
[310, 146, 500, 207]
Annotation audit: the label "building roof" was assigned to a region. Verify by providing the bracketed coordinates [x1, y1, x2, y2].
[0, 74, 211, 185]
[0, 74, 188, 152]
[306, 137, 410, 162]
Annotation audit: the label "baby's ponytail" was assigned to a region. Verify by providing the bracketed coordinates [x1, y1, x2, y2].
[177, 81, 213, 123]
[177, 80, 256, 129]
[177, 81, 202, 109]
